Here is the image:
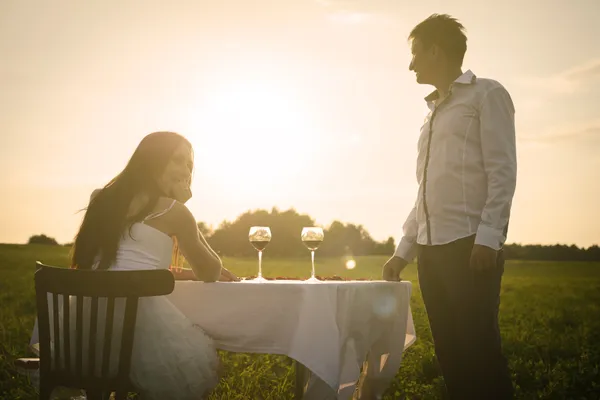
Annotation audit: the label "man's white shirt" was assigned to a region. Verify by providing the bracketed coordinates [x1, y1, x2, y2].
[394, 70, 517, 261]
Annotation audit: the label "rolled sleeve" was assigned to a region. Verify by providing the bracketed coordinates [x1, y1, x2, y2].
[393, 205, 418, 261]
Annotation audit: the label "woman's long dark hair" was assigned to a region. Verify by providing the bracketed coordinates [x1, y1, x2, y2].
[72, 131, 192, 270]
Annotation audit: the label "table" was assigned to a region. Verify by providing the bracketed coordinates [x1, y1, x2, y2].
[167, 280, 416, 399]
[30, 280, 416, 399]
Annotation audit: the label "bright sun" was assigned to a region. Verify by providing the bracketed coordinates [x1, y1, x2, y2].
[190, 80, 316, 195]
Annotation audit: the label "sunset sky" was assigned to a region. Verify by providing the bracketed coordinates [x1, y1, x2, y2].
[1, 0, 598, 247]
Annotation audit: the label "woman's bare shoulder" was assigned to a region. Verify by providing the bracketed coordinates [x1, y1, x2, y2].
[155, 196, 178, 208]
[158, 197, 194, 220]
[156, 200, 199, 232]
[125, 195, 176, 220]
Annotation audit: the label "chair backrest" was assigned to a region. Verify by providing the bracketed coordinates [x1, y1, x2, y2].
[34, 261, 175, 393]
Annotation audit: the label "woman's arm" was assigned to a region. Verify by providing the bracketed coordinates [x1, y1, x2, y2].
[171, 268, 197, 281]
[194, 228, 239, 281]
[197, 229, 221, 261]
[166, 181, 238, 282]
[168, 202, 222, 282]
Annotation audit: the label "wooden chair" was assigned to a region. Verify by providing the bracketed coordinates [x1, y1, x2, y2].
[20, 261, 175, 400]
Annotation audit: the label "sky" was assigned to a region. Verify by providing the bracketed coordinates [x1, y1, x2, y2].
[1, 0, 599, 247]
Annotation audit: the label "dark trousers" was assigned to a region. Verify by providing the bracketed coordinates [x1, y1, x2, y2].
[417, 235, 513, 400]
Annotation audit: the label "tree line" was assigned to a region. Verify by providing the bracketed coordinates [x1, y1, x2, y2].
[28, 208, 599, 261]
[200, 208, 395, 258]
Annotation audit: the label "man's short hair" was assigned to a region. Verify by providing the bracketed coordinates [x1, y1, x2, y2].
[409, 14, 467, 67]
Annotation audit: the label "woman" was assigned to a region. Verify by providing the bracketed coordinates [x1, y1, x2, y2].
[71, 131, 238, 399]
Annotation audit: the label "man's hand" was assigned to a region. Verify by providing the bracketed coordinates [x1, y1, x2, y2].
[470, 244, 497, 271]
[219, 268, 240, 282]
[382, 256, 408, 281]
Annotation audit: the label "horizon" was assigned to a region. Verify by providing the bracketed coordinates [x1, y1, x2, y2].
[10, 205, 600, 249]
[1, 0, 599, 248]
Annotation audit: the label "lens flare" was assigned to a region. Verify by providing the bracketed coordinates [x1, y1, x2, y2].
[373, 293, 397, 318]
[345, 259, 356, 270]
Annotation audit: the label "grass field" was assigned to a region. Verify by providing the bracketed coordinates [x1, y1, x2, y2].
[1, 244, 599, 399]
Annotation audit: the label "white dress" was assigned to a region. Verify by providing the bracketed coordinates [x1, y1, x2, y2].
[92, 201, 220, 399]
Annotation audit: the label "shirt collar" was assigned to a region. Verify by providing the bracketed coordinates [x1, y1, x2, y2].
[424, 69, 477, 104]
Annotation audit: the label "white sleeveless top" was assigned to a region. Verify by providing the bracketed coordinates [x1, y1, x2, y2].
[93, 200, 176, 271]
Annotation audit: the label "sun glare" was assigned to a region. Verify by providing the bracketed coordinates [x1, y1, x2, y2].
[192, 80, 316, 195]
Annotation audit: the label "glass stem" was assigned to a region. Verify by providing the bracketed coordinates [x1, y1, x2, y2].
[258, 250, 263, 280]
[311, 250, 315, 279]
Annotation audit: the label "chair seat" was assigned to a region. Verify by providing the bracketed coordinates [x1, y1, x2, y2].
[15, 358, 40, 371]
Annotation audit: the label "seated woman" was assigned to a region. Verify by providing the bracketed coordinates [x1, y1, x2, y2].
[71, 131, 238, 399]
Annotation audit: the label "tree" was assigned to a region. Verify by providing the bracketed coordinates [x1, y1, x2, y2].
[208, 208, 316, 257]
[28, 234, 59, 246]
[373, 237, 396, 255]
[204, 210, 395, 258]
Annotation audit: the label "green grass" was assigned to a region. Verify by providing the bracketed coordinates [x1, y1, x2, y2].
[1, 244, 600, 399]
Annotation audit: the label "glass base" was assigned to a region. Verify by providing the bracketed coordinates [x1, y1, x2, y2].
[248, 276, 268, 283]
[305, 276, 321, 283]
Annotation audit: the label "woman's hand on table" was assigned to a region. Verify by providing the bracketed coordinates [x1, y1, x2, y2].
[171, 266, 239, 282]
[219, 267, 240, 282]
[172, 268, 197, 281]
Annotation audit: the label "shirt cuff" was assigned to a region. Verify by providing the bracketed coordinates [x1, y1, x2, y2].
[474, 224, 505, 250]
[393, 237, 418, 262]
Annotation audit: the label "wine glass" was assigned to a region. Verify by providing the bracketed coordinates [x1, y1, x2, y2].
[301, 227, 324, 282]
[248, 226, 271, 282]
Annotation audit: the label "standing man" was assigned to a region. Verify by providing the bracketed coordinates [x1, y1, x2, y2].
[383, 14, 516, 399]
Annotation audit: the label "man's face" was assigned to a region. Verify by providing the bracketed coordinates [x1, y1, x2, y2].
[408, 38, 438, 85]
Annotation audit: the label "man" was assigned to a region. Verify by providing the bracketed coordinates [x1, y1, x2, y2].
[382, 14, 516, 399]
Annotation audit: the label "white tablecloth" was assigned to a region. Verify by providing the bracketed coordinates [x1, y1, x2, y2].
[167, 280, 416, 399]
[29, 280, 416, 399]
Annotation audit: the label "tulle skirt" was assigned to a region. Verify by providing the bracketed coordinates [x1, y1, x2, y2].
[128, 296, 220, 400]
